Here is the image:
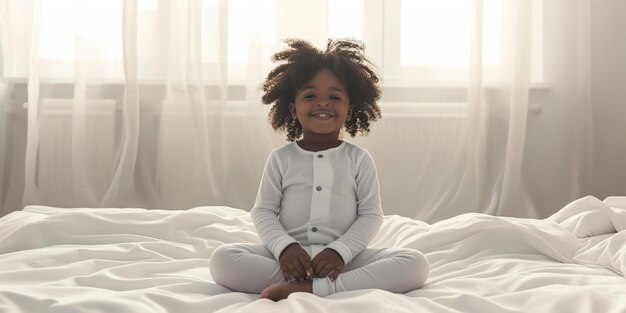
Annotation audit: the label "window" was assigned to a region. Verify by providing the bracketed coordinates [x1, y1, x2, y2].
[380, 0, 545, 86]
[5, 0, 545, 87]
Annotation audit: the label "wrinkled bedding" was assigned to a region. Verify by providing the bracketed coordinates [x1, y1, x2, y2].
[0, 196, 625, 312]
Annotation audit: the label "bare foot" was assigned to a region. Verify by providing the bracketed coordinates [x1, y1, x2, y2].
[260, 281, 313, 301]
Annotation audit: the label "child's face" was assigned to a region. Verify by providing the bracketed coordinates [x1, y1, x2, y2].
[290, 68, 352, 140]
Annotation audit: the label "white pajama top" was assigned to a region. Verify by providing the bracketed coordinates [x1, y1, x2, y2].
[250, 141, 384, 265]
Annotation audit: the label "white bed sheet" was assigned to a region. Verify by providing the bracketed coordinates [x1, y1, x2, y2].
[0, 196, 625, 313]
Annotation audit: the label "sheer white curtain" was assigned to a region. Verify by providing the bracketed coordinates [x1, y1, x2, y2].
[0, 0, 282, 214]
[343, 0, 532, 221]
[0, 0, 591, 222]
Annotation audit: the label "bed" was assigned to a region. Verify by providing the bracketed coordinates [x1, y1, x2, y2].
[1, 196, 625, 313]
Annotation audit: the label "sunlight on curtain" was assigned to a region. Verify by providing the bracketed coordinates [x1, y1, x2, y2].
[0, 0, 592, 222]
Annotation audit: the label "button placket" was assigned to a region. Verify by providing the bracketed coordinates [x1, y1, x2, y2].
[309, 152, 333, 241]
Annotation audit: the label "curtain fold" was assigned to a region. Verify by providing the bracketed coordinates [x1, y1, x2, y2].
[103, 0, 139, 207]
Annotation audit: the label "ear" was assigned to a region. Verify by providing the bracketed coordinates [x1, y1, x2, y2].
[289, 103, 297, 120]
[346, 105, 353, 121]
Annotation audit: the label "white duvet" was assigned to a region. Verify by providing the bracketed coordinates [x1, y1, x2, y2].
[0, 196, 625, 313]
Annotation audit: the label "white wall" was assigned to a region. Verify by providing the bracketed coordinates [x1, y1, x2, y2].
[522, 0, 626, 217]
[589, 0, 626, 198]
[523, 1, 581, 216]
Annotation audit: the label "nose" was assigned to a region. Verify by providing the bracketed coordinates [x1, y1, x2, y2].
[316, 99, 330, 106]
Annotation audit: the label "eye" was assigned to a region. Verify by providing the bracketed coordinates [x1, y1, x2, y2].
[331, 95, 343, 101]
[303, 94, 316, 100]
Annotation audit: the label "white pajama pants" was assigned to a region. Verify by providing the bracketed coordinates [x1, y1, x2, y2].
[209, 243, 429, 297]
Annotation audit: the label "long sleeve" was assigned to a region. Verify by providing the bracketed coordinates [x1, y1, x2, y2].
[326, 151, 384, 264]
[250, 152, 298, 260]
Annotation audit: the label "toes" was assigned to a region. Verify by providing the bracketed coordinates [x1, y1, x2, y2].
[260, 289, 270, 299]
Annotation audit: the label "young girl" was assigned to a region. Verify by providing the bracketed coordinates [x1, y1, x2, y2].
[209, 38, 429, 301]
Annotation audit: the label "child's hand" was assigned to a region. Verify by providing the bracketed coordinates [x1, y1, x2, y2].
[311, 248, 345, 282]
[278, 243, 313, 282]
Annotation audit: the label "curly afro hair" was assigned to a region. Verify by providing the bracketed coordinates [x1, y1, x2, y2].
[261, 38, 382, 141]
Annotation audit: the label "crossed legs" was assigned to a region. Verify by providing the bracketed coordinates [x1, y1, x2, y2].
[209, 243, 429, 300]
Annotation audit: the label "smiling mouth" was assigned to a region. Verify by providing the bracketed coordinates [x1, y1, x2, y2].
[310, 112, 335, 120]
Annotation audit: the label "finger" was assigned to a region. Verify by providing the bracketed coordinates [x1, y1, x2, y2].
[310, 256, 320, 271]
[301, 264, 312, 279]
[319, 263, 335, 278]
[281, 260, 294, 280]
[288, 263, 305, 281]
[312, 259, 325, 277]
[282, 268, 291, 282]
[298, 256, 313, 278]
[316, 255, 338, 276]
[295, 259, 309, 281]
[330, 267, 341, 282]
[297, 252, 311, 264]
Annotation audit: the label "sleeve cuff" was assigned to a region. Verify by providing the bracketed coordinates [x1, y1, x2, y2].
[326, 241, 353, 265]
[272, 237, 299, 260]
